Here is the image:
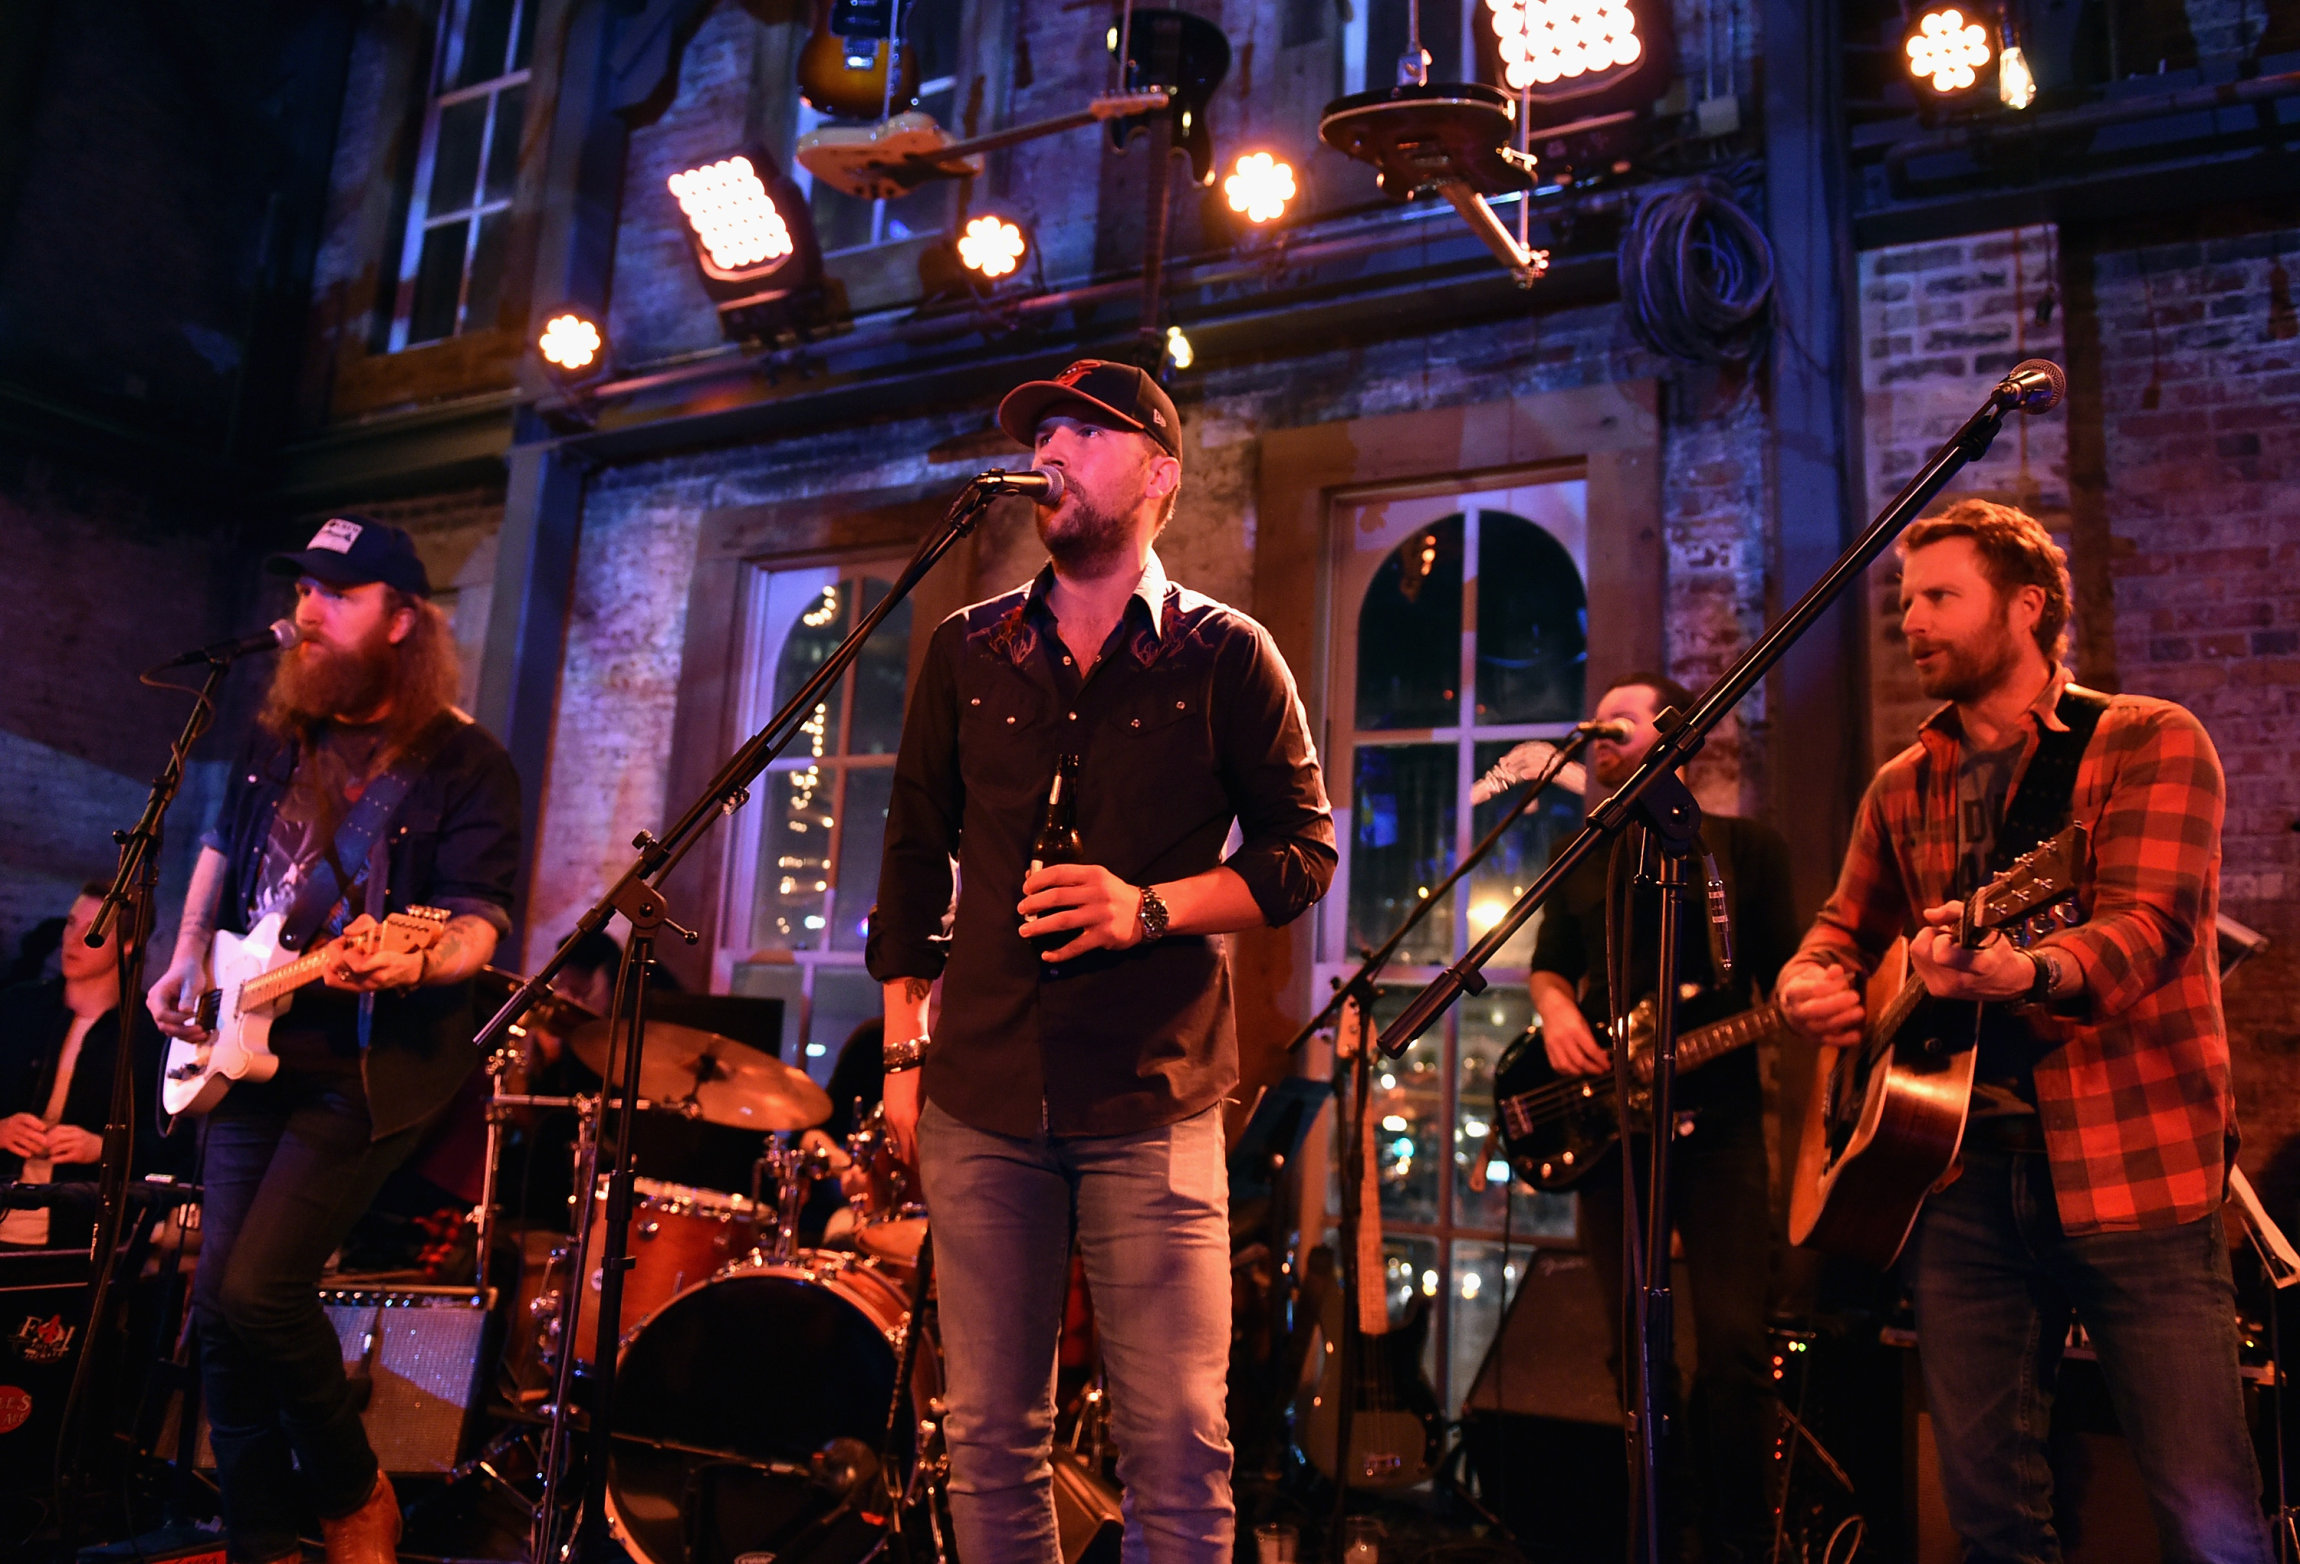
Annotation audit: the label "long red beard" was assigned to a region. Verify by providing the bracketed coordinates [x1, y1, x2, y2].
[266, 631, 392, 723]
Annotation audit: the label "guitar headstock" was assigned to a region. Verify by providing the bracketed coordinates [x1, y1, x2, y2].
[378, 905, 453, 953]
[1964, 824, 2089, 947]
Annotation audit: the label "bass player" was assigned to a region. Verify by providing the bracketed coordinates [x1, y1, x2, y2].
[1525, 672, 1798, 1563]
[1777, 499, 2269, 1562]
[147, 518, 521, 1564]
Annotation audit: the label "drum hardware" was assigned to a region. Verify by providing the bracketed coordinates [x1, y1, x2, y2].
[565, 1016, 833, 1133]
[845, 1104, 929, 1265]
[762, 1141, 840, 1264]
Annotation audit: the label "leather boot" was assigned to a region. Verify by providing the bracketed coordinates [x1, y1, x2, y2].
[320, 1470, 401, 1564]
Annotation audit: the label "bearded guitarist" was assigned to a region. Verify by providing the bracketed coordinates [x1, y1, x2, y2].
[146, 519, 521, 1564]
[1777, 500, 2269, 1563]
[1524, 672, 1799, 1564]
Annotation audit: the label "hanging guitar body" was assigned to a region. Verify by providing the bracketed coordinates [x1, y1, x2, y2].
[1104, 9, 1230, 185]
[796, 0, 918, 120]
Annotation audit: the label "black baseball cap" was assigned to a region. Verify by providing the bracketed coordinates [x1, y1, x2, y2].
[266, 516, 433, 597]
[996, 359, 1182, 461]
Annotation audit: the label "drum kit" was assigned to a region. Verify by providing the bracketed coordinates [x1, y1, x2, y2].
[467, 972, 948, 1564]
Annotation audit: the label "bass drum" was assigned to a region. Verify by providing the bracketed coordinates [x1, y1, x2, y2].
[606, 1253, 934, 1564]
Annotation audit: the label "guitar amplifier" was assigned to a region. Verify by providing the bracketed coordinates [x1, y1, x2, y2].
[180, 1285, 489, 1474]
[0, 1247, 94, 1500]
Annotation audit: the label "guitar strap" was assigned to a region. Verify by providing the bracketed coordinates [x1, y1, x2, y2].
[279, 712, 458, 955]
[1989, 686, 2110, 873]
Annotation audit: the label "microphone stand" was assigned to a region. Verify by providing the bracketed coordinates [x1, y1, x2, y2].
[1375, 367, 2057, 1562]
[1282, 734, 1590, 1556]
[504, 474, 1008, 1564]
[56, 649, 232, 1533]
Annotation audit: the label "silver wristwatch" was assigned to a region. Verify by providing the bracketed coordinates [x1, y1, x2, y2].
[1136, 884, 1170, 943]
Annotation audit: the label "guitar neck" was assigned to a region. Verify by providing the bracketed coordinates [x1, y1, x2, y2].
[1631, 1002, 1781, 1083]
[932, 106, 1104, 161]
[1354, 1069, 1389, 1338]
[239, 946, 334, 1011]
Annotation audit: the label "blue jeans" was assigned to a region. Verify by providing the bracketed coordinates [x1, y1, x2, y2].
[917, 1097, 1234, 1564]
[1906, 1147, 2271, 1564]
[193, 1066, 429, 1563]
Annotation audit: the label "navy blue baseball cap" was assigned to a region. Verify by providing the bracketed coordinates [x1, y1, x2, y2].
[266, 516, 433, 597]
[997, 359, 1182, 461]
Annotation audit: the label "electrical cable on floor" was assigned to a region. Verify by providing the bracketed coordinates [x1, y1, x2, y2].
[1617, 177, 1774, 366]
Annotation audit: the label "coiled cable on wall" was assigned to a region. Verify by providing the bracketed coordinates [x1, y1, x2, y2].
[1617, 177, 1774, 365]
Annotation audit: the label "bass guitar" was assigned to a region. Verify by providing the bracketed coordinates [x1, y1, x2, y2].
[1789, 825, 2088, 1269]
[1294, 1004, 1442, 1490]
[1494, 990, 1788, 1192]
[162, 906, 451, 1119]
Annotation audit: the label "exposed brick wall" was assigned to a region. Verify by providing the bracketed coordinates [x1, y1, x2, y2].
[2088, 224, 2300, 1167]
[1857, 227, 2069, 768]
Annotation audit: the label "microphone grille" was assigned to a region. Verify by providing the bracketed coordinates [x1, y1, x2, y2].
[1031, 466, 1065, 506]
[2011, 358, 2066, 413]
[271, 618, 301, 651]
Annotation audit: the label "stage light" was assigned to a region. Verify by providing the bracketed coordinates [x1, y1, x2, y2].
[537, 311, 604, 376]
[1223, 152, 1296, 224]
[956, 214, 1027, 279]
[669, 156, 795, 276]
[1906, 7, 1993, 94]
[1165, 324, 1194, 371]
[1487, 0, 1643, 90]
[1998, 43, 2035, 109]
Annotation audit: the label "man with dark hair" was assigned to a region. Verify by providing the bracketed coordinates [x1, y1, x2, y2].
[870, 361, 1335, 1564]
[1524, 673, 1798, 1562]
[1780, 501, 2269, 1561]
[0, 881, 179, 1249]
[148, 518, 521, 1564]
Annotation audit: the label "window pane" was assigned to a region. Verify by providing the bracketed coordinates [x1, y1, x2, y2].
[513, 0, 537, 70]
[809, 179, 878, 254]
[1450, 1241, 1541, 1417]
[457, 0, 519, 87]
[729, 960, 805, 1060]
[848, 579, 911, 755]
[429, 96, 488, 214]
[484, 85, 526, 203]
[831, 767, 893, 951]
[1475, 512, 1588, 725]
[407, 219, 469, 345]
[808, 967, 882, 1083]
[1348, 743, 1455, 964]
[1467, 741, 1585, 969]
[1455, 986, 1579, 1236]
[752, 768, 835, 949]
[774, 585, 849, 757]
[463, 208, 509, 333]
[912, 3, 964, 84]
[1376, 1234, 1443, 1390]
[1355, 515, 1463, 730]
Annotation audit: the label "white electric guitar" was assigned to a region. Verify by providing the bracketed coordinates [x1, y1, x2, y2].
[162, 906, 451, 1119]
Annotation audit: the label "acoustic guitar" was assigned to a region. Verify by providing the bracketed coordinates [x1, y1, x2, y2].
[162, 906, 451, 1119]
[1493, 990, 1788, 1192]
[1789, 825, 2088, 1269]
[1294, 1005, 1442, 1490]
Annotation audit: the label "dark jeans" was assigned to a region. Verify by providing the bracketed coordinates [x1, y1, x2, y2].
[1906, 1147, 2271, 1564]
[192, 1065, 428, 1563]
[1579, 1102, 1777, 1561]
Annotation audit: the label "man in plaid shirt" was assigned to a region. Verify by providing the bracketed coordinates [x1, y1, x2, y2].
[1779, 500, 2269, 1562]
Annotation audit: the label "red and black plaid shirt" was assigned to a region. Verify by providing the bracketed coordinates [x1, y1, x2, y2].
[1788, 668, 2234, 1233]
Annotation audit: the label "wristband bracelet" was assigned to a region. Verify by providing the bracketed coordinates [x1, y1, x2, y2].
[883, 1034, 931, 1073]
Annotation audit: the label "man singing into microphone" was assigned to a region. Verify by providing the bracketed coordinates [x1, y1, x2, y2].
[869, 361, 1335, 1564]
[148, 519, 521, 1564]
[1525, 674, 1797, 1562]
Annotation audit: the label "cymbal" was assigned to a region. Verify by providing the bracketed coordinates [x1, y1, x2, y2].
[474, 965, 601, 1038]
[566, 1019, 831, 1132]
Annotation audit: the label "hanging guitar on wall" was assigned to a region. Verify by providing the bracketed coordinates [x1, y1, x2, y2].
[1104, 8, 1230, 362]
[797, 0, 918, 120]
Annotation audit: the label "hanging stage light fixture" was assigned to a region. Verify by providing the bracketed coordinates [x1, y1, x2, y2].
[1904, 7, 1996, 96]
[1223, 152, 1298, 225]
[666, 150, 823, 341]
[956, 214, 1028, 280]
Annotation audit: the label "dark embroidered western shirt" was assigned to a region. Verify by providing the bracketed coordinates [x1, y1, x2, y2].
[867, 554, 1336, 1138]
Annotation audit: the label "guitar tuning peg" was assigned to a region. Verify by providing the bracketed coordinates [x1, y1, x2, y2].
[2058, 899, 2084, 926]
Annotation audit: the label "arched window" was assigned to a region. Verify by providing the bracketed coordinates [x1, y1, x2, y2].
[718, 560, 912, 1075]
[1323, 474, 1590, 1410]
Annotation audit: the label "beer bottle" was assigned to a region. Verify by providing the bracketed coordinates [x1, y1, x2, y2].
[1026, 754, 1083, 960]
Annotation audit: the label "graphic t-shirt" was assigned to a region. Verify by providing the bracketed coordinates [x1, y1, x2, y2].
[1957, 732, 2038, 1119]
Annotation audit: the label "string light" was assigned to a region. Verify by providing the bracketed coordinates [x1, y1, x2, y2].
[1485, 0, 1644, 92]
[1223, 152, 1297, 224]
[1998, 43, 2035, 109]
[956, 214, 1027, 279]
[1165, 324, 1194, 370]
[667, 156, 794, 273]
[1906, 8, 1993, 93]
[537, 312, 603, 373]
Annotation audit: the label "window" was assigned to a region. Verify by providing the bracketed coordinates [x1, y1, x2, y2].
[1343, 0, 1479, 93]
[1322, 473, 1592, 1411]
[390, 0, 536, 349]
[718, 559, 914, 1078]
[788, 1, 966, 253]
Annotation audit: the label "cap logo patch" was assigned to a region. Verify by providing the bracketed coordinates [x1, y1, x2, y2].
[1150, 409, 1167, 426]
[310, 518, 363, 554]
[1055, 361, 1100, 386]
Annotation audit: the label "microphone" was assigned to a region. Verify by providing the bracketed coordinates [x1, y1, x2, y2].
[154, 620, 301, 670]
[1574, 718, 1635, 741]
[1992, 359, 2066, 415]
[974, 467, 1066, 504]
